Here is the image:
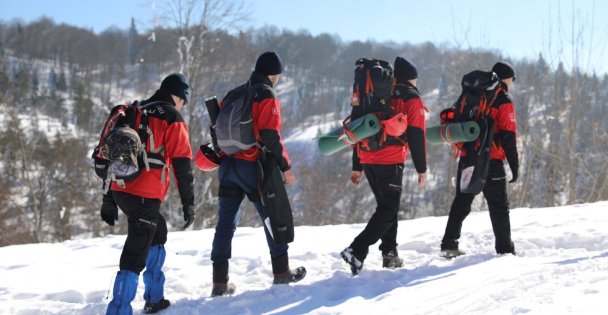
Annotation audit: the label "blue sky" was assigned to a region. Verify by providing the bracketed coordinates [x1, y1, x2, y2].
[1, 0, 607, 74]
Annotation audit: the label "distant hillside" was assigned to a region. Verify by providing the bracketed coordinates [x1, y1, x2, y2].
[1, 18, 607, 245]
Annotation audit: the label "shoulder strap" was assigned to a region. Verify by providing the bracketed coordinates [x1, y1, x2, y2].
[241, 82, 268, 121]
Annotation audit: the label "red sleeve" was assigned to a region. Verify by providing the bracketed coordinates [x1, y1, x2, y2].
[165, 121, 192, 159]
[400, 98, 427, 130]
[398, 97, 428, 173]
[254, 98, 281, 131]
[492, 101, 519, 172]
[254, 98, 291, 171]
[495, 102, 517, 133]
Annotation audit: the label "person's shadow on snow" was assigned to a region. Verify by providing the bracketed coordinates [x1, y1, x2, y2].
[175, 253, 494, 315]
[549, 251, 608, 266]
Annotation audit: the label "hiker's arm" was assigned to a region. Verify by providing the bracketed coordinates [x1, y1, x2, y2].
[496, 102, 519, 174]
[166, 118, 195, 207]
[172, 157, 195, 206]
[256, 98, 291, 172]
[404, 98, 427, 174]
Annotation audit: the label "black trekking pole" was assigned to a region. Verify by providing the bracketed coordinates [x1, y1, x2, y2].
[205, 96, 220, 126]
[205, 96, 220, 151]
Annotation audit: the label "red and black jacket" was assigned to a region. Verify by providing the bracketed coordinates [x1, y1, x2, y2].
[221, 72, 291, 171]
[353, 82, 427, 173]
[488, 82, 519, 172]
[111, 90, 194, 207]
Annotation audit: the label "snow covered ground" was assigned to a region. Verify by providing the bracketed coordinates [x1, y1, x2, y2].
[1, 202, 607, 315]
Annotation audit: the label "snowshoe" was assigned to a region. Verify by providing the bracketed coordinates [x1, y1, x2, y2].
[340, 247, 364, 276]
[273, 266, 307, 284]
[143, 299, 170, 314]
[382, 250, 403, 269]
[211, 282, 236, 297]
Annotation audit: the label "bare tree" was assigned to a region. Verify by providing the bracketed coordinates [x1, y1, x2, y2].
[153, 0, 253, 228]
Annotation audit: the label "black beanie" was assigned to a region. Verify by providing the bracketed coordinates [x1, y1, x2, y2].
[255, 51, 284, 76]
[160, 73, 191, 104]
[491, 61, 516, 80]
[394, 57, 418, 82]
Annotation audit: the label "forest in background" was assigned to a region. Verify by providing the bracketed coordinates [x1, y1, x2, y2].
[0, 0, 607, 245]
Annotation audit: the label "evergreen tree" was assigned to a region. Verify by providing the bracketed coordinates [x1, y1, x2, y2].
[128, 17, 139, 65]
[73, 81, 93, 129]
[57, 70, 67, 92]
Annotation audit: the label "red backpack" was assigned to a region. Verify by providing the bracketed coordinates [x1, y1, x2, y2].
[91, 101, 166, 191]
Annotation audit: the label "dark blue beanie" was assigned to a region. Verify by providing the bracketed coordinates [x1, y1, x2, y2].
[492, 61, 516, 80]
[255, 51, 284, 76]
[394, 57, 418, 81]
[160, 73, 191, 104]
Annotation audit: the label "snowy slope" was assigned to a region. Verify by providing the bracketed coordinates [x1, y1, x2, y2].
[1, 202, 607, 315]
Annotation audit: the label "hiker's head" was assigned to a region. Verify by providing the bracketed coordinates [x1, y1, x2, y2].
[255, 51, 283, 85]
[160, 73, 191, 107]
[394, 56, 418, 86]
[492, 61, 516, 88]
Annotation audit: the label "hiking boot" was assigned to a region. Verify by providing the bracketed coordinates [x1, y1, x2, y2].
[382, 250, 403, 269]
[210, 282, 236, 297]
[496, 242, 516, 255]
[270, 253, 306, 284]
[273, 266, 307, 284]
[440, 248, 466, 259]
[143, 299, 170, 314]
[340, 247, 364, 276]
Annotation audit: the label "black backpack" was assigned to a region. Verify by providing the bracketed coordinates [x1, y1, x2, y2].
[92, 101, 166, 191]
[442, 70, 502, 194]
[350, 58, 404, 151]
[215, 82, 265, 155]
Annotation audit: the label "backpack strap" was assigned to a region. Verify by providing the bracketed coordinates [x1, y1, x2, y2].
[243, 81, 267, 151]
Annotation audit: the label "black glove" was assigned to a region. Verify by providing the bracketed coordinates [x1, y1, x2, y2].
[100, 194, 118, 226]
[509, 167, 519, 183]
[182, 204, 195, 230]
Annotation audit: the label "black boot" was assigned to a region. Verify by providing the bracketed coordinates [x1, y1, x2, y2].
[211, 262, 236, 297]
[272, 254, 307, 284]
[440, 238, 466, 258]
[382, 249, 403, 269]
[340, 247, 364, 276]
[143, 299, 170, 314]
[211, 282, 236, 297]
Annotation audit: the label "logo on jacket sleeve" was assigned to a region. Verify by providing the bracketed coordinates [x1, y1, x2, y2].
[509, 113, 516, 122]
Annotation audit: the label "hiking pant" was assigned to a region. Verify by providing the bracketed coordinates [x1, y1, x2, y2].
[441, 159, 514, 254]
[112, 191, 167, 274]
[350, 163, 404, 260]
[211, 157, 288, 266]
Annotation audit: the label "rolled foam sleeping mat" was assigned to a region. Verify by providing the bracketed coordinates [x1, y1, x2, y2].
[318, 113, 380, 155]
[426, 121, 480, 144]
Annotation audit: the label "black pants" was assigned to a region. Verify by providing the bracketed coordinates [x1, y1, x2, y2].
[112, 191, 167, 274]
[350, 163, 403, 260]
[441, 159, 514, 254]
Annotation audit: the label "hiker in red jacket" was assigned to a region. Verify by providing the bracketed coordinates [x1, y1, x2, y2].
[341, 57, 427, 275]
[440, 61, 519, 257]
[209, 51, 305, 297]
[101, 73, 195, 314]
